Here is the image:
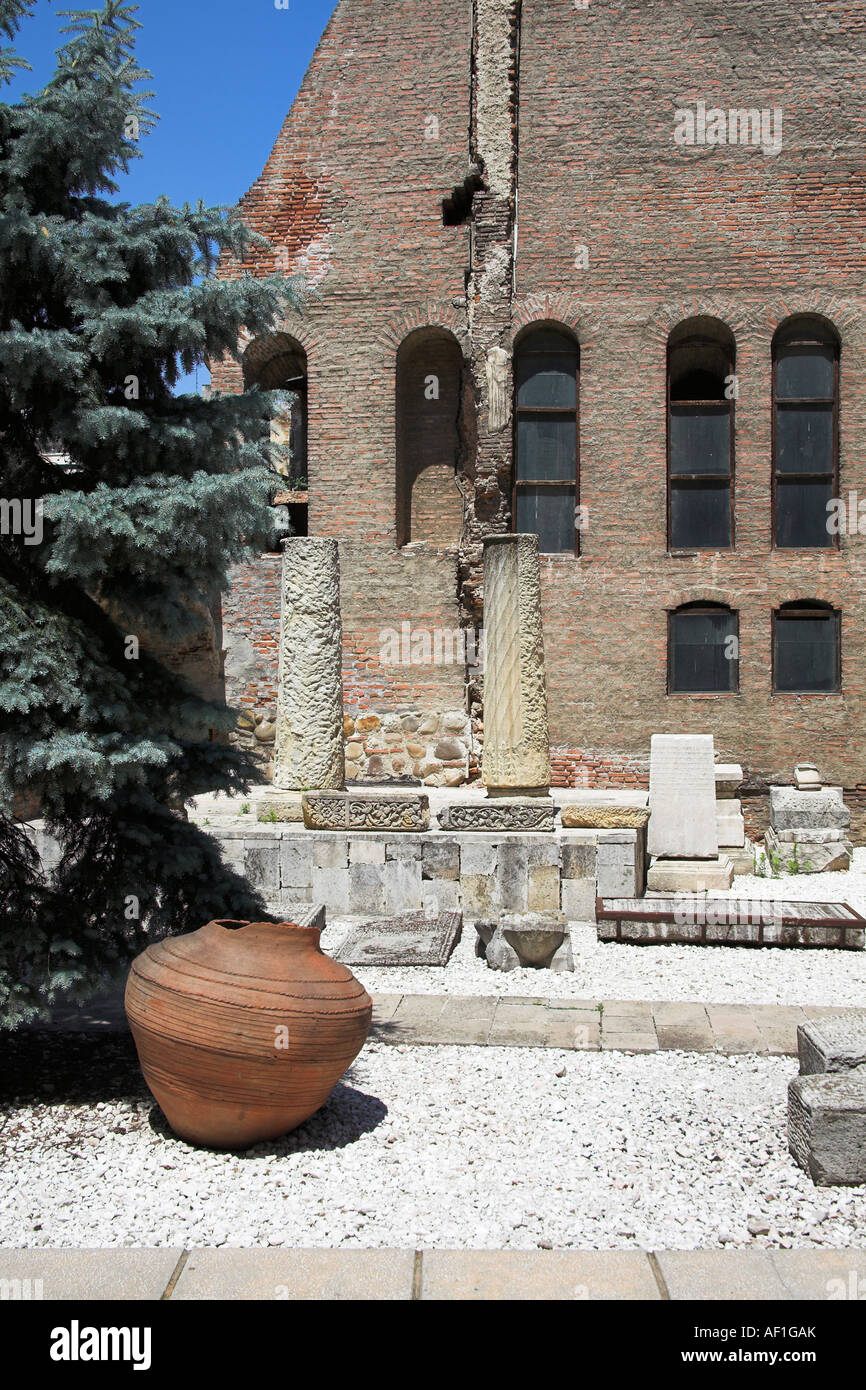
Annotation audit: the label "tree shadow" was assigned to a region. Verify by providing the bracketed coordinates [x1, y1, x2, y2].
[0, 1030, 145, 1106]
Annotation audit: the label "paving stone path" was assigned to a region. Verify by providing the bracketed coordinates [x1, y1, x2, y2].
[2, 1247, 865, 1300]
[371, 995, 857, 1055]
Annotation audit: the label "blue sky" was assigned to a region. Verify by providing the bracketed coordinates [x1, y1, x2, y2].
[6, 0, 339, 389]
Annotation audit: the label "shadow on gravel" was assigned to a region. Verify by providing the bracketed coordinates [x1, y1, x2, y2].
[146, 1077, 388, 1158]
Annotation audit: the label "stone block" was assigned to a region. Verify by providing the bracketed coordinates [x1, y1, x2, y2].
[716, 800, 745, 848]
[562, 877, 597, 921]
[302, 791, 430, 831]
[438, 799, 555, 831]
[496, 838, 529, 912]
[349, 838, 386, 865]
[383, 858, 422, 914]
[769, 786, 850, 832]
[646, 856, 734, 892]
[273, 902, 326, 931]
[647, 733, 718, 859]
[764, 827, 851, 873]
[561, 840, 596, 879]
[422, 840, 460, 880]
[560, 805, 649, 829]
[348, 863, 385, 914]
[279, 841, 313, 888]
[480, 912, 569, 971]
[460, 838, 499, 876]
[798, 1015, 866, 1076]
[714, 764, 744, 799]
[384, 838, 422, 861]
[245, 844, 280, 892]
[256, 792, 305, 823]
[337, 911, 462, 967]
[794, 763, 822, 791]
[421, 879, 460, 913]
[310, 866, 349, 914]
[528, 865, 560, 912]
[597, 835, 643, 897]
[461, 873, 500, 918]
[312, 837, 348, 870]
[788, 1070, 866, 1186]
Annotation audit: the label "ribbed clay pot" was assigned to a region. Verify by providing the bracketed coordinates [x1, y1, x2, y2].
[125, 919, 372, 1149]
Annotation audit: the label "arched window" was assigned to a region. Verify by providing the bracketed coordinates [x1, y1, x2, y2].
[773, 318, 839, 548]
[243, 333, 309, 541]
[667, 320, 735, 550]
[773, 601, 840, 692]
[668, 603, 738, 693]
[395, 328, 463, 547]
[513, 326, 579, 554]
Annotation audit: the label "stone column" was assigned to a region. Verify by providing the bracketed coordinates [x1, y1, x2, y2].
[273, 537, 345, 791]
[481, 534, 551, 793]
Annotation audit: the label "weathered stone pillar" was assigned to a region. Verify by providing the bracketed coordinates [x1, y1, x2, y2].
[273, 537, 345, 792]
[481, 534, 550, 792]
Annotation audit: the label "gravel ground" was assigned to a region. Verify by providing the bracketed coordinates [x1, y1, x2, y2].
[323, 853, 866, 1006]
[1, 1044, 863, 1251]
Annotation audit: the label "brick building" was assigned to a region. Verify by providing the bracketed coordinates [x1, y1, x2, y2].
[211, 0, 866, 810]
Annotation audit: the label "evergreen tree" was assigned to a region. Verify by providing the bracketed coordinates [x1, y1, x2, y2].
[0, 1, 298, 1025]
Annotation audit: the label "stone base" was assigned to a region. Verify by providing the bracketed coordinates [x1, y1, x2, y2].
[646, 856, 735, 893]
[770, 786, 850, 833]
[716, 799, 745, 849]
[257, 790, 305, 824]
[798, 1015, 866, 1076]
[438, 799, 555, 832]
[302, 791, 430, 831]
[715, 764, 744, 799]
[765, 827, 852, 874]
[723, 838, 755, 877]
[788, 1070, 866, 1186]
[476, 913, 574, 972]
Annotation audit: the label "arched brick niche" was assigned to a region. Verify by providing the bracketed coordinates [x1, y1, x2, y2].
[395, 326, 465, 549]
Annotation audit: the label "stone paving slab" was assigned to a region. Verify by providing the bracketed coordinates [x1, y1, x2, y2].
[0, 1248, 184, 1300]
[420, 1250, 659, 1300]
[367, 995, 835, 1055]
[7, 1249, 866, 1300]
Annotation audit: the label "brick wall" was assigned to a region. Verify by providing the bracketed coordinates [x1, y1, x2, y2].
[211, 0, 866, 796]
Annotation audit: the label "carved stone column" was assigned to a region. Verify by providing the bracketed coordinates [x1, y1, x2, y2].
[273, 537, 345, 792]
[481, 534, 550, 792]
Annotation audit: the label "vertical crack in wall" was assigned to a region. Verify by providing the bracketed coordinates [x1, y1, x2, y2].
[460, 0, 522, 749]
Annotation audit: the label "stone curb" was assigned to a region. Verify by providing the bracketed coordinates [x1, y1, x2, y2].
[3, 1248, 866, 1300]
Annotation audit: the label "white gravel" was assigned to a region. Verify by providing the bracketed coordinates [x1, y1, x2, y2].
[323, 853, 866, 1007]
[2, 1046, 864, 1251]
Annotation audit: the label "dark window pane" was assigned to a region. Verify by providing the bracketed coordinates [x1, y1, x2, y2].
[670, 482, 731, 549]
[776, 479, 835, 548]
[516, 353, 577, 408]
[518, 329, 576, 354]
[670, 611, 738, 693]
[776, 347, 835, 400]
[775, 615, 838, 692]
[515, 486, 574, 552]
[776, 404, 834, 474]
[516, 415, 576, 481]
[670, 404, 731, 476]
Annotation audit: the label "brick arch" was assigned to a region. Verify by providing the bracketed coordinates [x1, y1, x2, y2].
[240, 323, 321, 387]
[510, 293, 601, 344]
[643, 297, 757, 346]
[758, 294, 863, 348]
[377, 302, 469, 361]
[667, 587, 743, 610]
[774, 588, 840, 610]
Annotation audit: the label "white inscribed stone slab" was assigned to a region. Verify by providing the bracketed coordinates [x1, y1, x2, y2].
[647, 734, 718, 859]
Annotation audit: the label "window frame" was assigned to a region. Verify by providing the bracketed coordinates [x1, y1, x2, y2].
[771, 323, 839, 551]
[666, 333, 735, 553]
[667, 603, 740, 695]
[512, 327, 580, 557]
[772, 603, 841, 694]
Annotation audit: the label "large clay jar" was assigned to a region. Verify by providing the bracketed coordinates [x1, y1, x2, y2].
[125, 919, 372, 1150]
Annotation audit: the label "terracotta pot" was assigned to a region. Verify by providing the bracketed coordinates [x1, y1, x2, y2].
[125, 919, 372, 1149]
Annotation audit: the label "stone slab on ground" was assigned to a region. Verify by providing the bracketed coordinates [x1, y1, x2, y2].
[419, 1249, 659, 1300]
[274, 902, 326, 930]
[437, 799, 555, 832]
[257, 791, 305, 823]
[172, 1248, 415, 1300]
[597, 897, 865, 949]
[648, 733, 718, 859]
[302, 791, 430, 832]
[788, 1069, 866, 1186]
[765, 827, 852, 874]
[0, 1249, 183, 1300]
[798, 1013, 866, 1075]
[646, 856, 734, 892]
[335, 911, 462, 967]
